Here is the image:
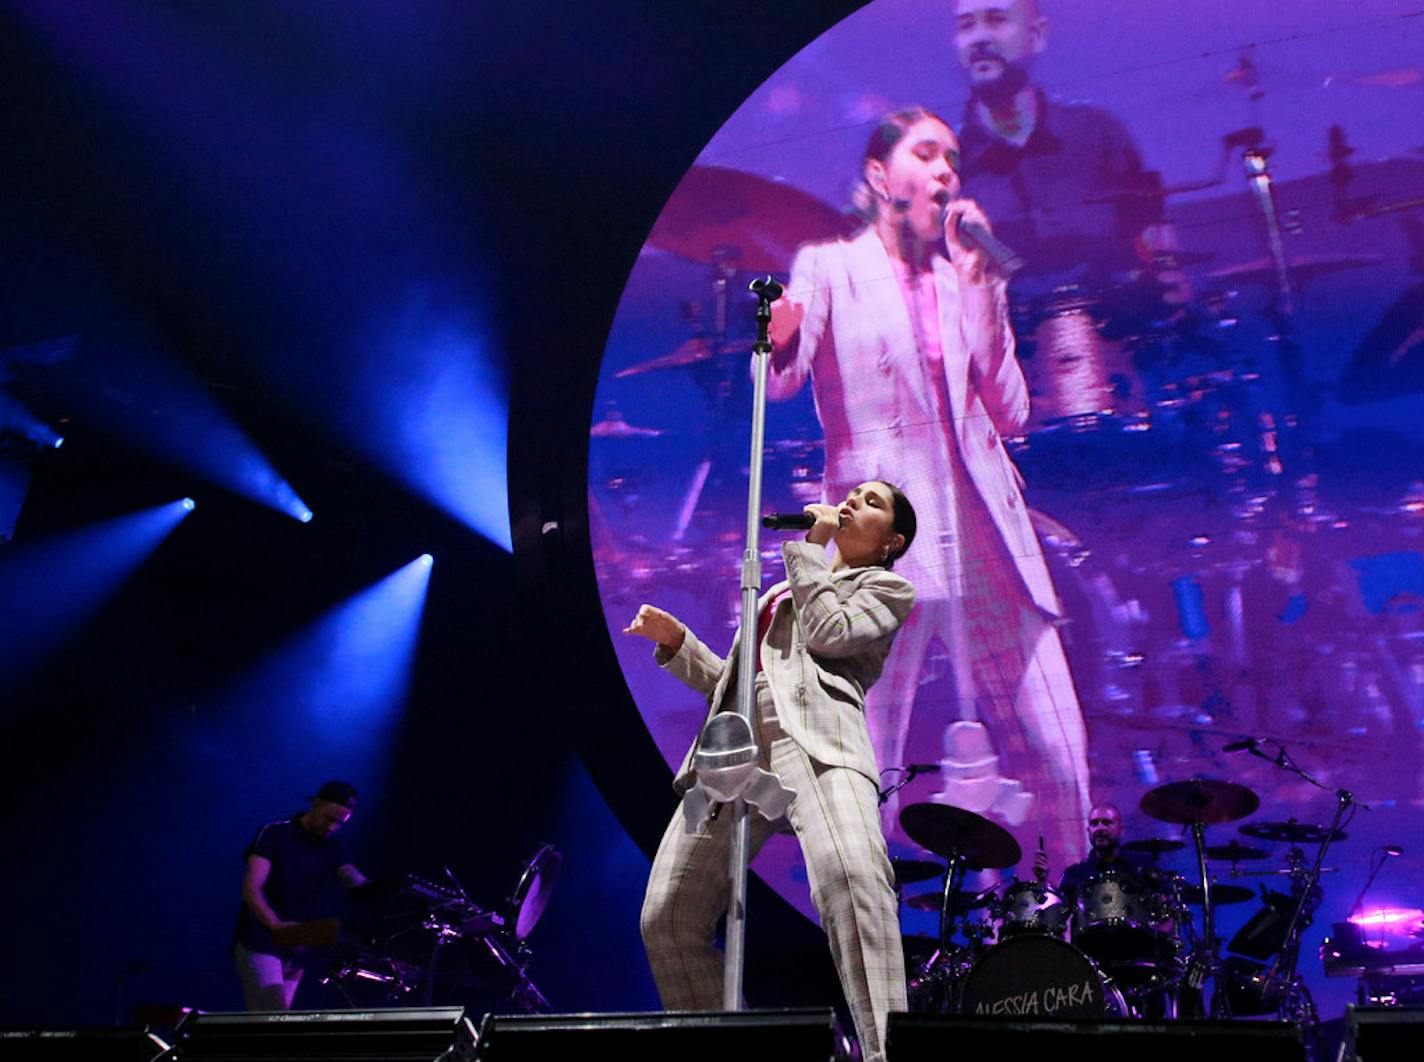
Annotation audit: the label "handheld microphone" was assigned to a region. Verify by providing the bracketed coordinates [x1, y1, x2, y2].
[1222, 737, 1260, 753]
[1385, 845, 1405, 857]
[762, 512, 816, 531]
[943, 204, 1025, 276]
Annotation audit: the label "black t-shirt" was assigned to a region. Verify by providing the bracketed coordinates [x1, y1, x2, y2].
[234, 815, 350, 956]
[958, 91, 1152, 301]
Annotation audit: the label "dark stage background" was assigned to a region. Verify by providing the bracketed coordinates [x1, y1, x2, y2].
[0, 0, 865, 1027]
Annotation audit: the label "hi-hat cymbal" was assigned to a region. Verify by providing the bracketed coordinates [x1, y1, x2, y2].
[1124, 838, 1187, 857]
[614, 336, 753, 379]
[899, 803, 1022, 869]
[1206, 841, 1268, 862]
[1140, 779, 1260, 825]
[892, 858, 945, 887]
[904, 890, 992, 913]
[648, 165, 852, 274]
[1178, 882, 1255, 906]
[1240, 821, 1348, 844]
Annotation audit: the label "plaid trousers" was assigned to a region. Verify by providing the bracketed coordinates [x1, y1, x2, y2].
[641, 678, 905, 1062]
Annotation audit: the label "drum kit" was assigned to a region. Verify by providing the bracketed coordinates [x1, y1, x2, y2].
[895, 776, 1353, 1026]
[273, 846, 563, 1013]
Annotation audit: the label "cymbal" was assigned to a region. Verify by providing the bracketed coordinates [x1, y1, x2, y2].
[892, 858, 945, 886]
[1207, 253, 1383, 288]
[1124, 839, 1187, 856]
[905, 890, 993, 913]
[1240, 821, 1348, 844]
[589, 414, 663, 438]
[1206, 841, 1268, 862]
[899, 802, 1022, 869]
[1178, 882, 1255, 906]
[648, 165, 852, 273]
[1140, 779, 1260, 825]
[614, 336, 753, 379]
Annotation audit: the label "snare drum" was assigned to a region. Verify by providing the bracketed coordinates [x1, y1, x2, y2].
[959, 934, 1125, 1018]
[996, 880, 1070, 939]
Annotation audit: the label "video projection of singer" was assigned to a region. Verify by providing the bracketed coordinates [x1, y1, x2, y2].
[588, 0, 1424, 1016]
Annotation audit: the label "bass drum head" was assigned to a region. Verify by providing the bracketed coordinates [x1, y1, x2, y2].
[959, 934, 1126, 1019]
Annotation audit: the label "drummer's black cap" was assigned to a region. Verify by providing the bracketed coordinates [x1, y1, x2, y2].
[313, 780, 359, 810]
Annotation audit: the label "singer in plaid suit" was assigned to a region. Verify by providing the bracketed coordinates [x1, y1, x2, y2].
[626, 481, 917, 1062]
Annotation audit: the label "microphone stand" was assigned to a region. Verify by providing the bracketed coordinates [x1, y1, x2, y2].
[721, 275, 782, 1010]
[1240, 740, 1355, 1025]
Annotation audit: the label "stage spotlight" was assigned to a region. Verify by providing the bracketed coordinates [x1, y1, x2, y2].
[297, 507, 314, 524]
[181, 497, 196, 511]
[0, 392, 64, 450]
[0, 499, 194, 693]
[419, 553, 433, 567]
[194, 554, 435, 796]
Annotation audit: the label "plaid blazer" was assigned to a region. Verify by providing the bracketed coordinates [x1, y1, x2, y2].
[658, 540, 915, 790]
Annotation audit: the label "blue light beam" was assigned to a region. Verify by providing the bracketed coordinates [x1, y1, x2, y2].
[358, 297, 509, 550]
[202, 555, 434, 797]
[0, 499, 194, 694]
[33, 342, 312, 522]
[9, 2, 506, 546]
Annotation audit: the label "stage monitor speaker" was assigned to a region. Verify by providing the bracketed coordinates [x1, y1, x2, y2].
[474, 1008, 837, 1061]
[886, 1014, 1305, 1061]
[0, 1026, 169, 1061]
[1345, 1005, 1424, 1061]
[170, 1007, 476, 1061]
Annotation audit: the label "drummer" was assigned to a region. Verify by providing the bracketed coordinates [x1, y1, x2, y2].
[1034, 802, 1153, 897]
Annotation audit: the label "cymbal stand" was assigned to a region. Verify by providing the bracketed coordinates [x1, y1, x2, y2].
[672, 249, 741, 543]
[1185, 818, 1230, 1017]
[721, 275, 784, 1010]
[921, 846, 974, 1013]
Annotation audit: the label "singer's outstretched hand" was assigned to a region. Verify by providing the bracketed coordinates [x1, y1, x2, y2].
[942, 197, 994, 283]
[624, 604, 686, 653]
[802, 503, 842, 547]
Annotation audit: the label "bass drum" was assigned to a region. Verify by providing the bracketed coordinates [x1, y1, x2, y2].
[959, 934, 1126, 1019]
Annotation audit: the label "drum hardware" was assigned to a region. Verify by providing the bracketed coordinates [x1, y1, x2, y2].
[892, 857, 947, 888]
[1140, 778, 1261, 1017]
[321, 850, 561, 1013]
[1239, 820, 1348, 845]
[898, 804, 1023, 1013]
[1176, 881, 1255, 906]
[1122, 839, 1186, 858]
[1204, 841, 1267, 862]
[1228, 741, 1361, 1028]
[904, 890, 992, 914]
